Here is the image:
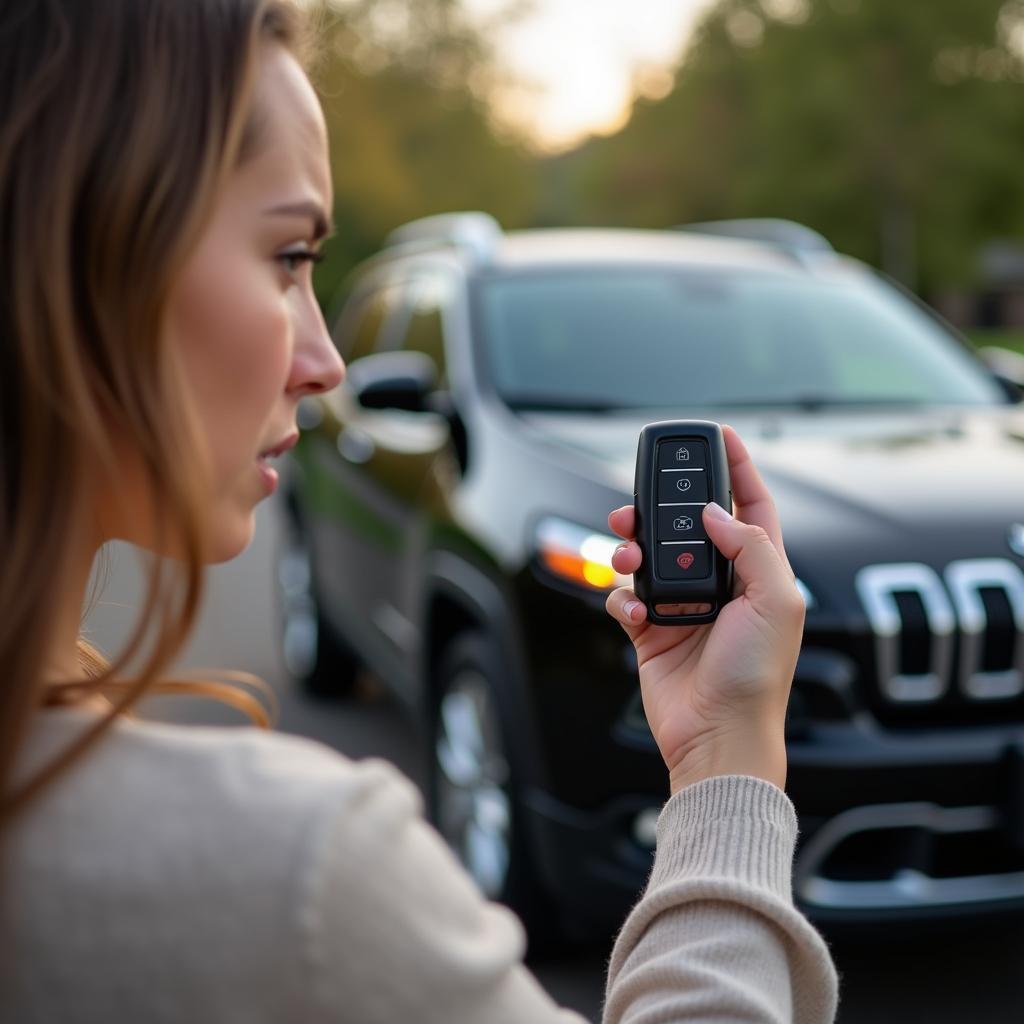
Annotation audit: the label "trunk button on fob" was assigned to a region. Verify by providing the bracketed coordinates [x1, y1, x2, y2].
[657, 505, 707, 539]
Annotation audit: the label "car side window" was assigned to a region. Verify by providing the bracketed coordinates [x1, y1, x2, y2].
[333, 282, 408, 364]
[396, 272, 456, 385]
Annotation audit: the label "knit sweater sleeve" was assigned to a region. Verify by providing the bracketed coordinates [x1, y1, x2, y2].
[300, 756, 586, 1024]
[300, 758, 837, 1023]
[603, 775, 839, 1023]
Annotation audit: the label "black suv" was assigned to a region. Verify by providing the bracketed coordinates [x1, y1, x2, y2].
[279, 213, 1024, 938]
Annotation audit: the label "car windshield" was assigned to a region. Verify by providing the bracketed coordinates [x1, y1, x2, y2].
[474, 267, 1004, 411]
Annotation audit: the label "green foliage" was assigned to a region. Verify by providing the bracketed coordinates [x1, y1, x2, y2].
[552, 0, 1024, 293]
[969, 330, 1024, 353]
[308, 0, 539, 303]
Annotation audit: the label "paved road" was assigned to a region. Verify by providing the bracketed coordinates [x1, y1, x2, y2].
[84, 493, 1024, 1022]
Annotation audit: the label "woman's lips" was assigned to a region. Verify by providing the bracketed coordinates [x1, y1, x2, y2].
[258, 430, 299, 459]
[255, 456, 279, 494]
[255, 430, 297, 496]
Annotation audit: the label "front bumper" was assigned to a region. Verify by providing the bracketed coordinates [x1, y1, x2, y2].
[522, 717, 1024, 930]
[516, 568, 1024, 928]
[787, 721, 1024, 923]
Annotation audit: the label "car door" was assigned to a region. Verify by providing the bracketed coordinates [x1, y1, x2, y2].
[309, 275, 410, 674]
[379, 267, 464, 657]
[323, 266, 457, 696]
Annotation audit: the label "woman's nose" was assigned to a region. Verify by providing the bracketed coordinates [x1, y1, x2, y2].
[290, 300, 345, 397]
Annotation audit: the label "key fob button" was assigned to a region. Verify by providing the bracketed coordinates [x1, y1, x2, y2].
[657, 470, 709, 502]
[657, 440, 708, 470]
[656, 542, 710, 580]
[656, 504, 707, 540]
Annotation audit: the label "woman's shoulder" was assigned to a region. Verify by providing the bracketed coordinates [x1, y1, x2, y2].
[4, 714, 432, 1020]
[16, 706, 422, 868]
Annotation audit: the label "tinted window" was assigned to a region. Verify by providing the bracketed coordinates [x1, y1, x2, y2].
[476, 269, 1003, 410]
[398, 272, 456, 383]
[334, 282, 408, 364]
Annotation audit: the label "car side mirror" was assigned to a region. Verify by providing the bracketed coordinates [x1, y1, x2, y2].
[993, 374, 1024, 404]
[977, 345, 1024, 403]
[346, 351, 438, 412]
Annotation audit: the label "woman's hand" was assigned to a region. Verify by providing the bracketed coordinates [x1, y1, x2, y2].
[606, 425, 804, 795]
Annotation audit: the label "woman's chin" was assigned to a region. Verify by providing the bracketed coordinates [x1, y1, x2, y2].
[207, 513, 256, 564]
[111, 490, 259, 564]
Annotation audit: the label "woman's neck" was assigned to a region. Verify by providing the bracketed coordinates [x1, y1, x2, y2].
[46, 521, 106, 703]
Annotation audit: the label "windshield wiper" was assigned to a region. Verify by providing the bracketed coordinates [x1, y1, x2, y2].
[503, 395, 632, 413]
[504, 394, 930, 414]
[705, 395, 928, 412]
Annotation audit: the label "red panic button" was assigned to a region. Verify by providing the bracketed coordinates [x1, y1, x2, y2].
[657, 541, 710, 580]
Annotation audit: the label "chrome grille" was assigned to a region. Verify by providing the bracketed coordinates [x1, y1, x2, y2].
[856, 558, 1024, 703]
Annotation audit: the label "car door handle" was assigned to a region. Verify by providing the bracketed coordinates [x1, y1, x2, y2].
[337, 426, 375, 464]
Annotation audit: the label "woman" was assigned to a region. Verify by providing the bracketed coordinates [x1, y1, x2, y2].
[0, 0, 838, 1020]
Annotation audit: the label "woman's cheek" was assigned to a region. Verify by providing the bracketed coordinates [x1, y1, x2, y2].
[238, 269, 293, 383]
[249, 293, 293, 429]
[260, 294, 295, 403]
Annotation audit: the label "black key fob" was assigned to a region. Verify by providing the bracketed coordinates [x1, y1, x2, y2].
[633, 420, 733, 625]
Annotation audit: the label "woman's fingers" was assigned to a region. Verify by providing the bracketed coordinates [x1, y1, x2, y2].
[608, 506, 642, 573]
[608, 504, 635, 540]
[606, 585, 647, 634]
[702, 501, 799, 613]
[606, 508, 642, 628]
[611, 541, 642, 575]
[721, 425, 792, 574]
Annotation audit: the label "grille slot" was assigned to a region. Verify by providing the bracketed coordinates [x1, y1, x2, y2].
[857, 558, 1024, 709]
[894, 591, 930, 676]
[980, 586, 1015, 672]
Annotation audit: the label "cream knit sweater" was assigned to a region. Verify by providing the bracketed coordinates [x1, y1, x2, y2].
[0, 708, 838, 1022]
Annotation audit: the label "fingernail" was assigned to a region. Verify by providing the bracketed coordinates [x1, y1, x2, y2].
[704, 501, 733, 522]
[625, 600, 643, 620]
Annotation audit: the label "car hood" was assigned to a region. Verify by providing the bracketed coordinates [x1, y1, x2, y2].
[519, 405, 1024, 570]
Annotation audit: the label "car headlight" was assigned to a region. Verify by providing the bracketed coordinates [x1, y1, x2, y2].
[535, 516, 632, 592]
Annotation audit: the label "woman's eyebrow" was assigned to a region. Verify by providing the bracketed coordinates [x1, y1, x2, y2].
[264, 200, 335, 241]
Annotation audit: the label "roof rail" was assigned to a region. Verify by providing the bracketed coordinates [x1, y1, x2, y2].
[674, 218, 834, 260]
[384, 211, 502, 262]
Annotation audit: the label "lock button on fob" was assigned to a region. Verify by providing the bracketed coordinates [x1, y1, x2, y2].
[657, 441, 708, 470]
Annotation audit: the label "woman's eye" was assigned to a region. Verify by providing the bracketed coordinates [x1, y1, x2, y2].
[277, 249, 325, 276]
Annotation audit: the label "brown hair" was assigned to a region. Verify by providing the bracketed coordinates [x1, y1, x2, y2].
[0, 0, 311, 825]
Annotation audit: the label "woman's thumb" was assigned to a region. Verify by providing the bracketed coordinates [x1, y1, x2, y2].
[702, 502, 791, 598]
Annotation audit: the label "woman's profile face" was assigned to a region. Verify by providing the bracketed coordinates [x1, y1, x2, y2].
[156, 44, 344, 562]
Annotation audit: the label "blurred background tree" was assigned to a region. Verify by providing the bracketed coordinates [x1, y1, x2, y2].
[549, 0, 1024, 296]
[309, 0, 540, 304]
[310, 0, 1024, 313]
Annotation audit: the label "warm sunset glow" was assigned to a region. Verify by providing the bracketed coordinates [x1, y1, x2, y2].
[465, 0, 716, 151]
